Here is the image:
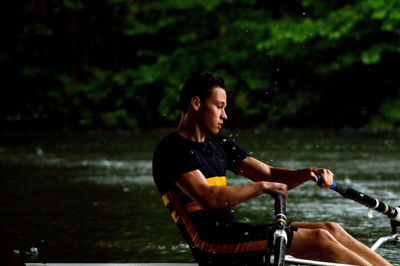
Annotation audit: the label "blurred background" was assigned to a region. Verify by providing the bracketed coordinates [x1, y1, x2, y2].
[2, 0, 400, 131]
[1, 1, 400, 265]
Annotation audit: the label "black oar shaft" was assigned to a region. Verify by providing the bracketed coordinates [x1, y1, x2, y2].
[316, 175, 399, 221]
[274, 196, 286, 225]
[317, 175, 400, 222]
[272, 195, 287, 266]
[273, 238, 286, 266]
[333, 183, 399, 219]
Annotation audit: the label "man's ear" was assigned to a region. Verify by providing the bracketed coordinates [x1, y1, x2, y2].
[190, 96, 201, 111]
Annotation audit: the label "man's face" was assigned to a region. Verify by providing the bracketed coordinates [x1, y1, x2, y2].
[198, 86, 228, 135]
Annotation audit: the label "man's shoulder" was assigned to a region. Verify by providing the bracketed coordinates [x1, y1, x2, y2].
[153, 132, 189, 157]
[156, 131, 176, 146]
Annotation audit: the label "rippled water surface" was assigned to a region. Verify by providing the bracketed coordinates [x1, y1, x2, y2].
[0, 129, 399, 265]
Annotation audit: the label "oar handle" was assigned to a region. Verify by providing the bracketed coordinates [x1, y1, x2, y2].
[316, 174, 336, 189]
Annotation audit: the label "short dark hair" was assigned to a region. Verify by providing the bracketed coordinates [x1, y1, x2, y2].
[179, 72, 227, 112]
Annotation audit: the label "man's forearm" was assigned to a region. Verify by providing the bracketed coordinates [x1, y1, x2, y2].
[237, 157, 305, 190]
[200, 181, 288, 211]
[269, 167, 304, 190]
[202, 182, 265, 211]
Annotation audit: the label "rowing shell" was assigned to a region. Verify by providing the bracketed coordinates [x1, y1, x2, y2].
[26, 264, 196, 266]
[26, 255, 356, 266]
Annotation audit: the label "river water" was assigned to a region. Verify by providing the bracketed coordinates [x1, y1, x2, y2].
[0, 129, 399, 265]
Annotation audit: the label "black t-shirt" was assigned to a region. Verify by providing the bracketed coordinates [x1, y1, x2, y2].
[153, 132, 248, 192]
[152, 132, 248, 234]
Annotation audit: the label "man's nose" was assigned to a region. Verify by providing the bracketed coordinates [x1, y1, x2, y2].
[221, 109, 228, 120]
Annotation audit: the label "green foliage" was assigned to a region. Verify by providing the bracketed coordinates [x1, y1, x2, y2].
[258, 0, 400, 72]
[63, 0, 85, 11]
[370, 97, 400, 129]
[2, 0, 400, 130]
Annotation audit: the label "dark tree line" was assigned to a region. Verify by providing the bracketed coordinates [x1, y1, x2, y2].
[2, 0, 400, 131]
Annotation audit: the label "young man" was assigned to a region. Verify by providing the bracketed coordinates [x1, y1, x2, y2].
[152, 73, 391, 265]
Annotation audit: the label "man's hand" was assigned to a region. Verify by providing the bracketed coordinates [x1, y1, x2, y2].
[297, 168, 334, 189]
[261, 181, 289, 201]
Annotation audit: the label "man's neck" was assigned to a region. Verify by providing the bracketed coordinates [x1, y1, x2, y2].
[176, 114, 206, 142]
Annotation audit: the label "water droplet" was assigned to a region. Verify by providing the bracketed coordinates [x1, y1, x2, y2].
[36, 147, 43, 157]
[302, 12, 306, 16]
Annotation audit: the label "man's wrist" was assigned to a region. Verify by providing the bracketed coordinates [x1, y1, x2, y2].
[296, 169, 302, 179]
[296, 168, 308, 183]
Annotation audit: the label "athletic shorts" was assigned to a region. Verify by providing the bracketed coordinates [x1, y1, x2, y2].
[189, 222, 273, 266]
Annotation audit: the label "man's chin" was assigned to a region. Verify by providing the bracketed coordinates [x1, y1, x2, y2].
[207, 128, 220, 135]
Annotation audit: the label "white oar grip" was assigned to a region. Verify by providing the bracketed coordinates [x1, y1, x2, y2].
[392, 206, 400, 222]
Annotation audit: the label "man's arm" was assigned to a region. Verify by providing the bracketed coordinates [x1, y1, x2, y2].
[175, 169, 288, 212]
[236, 157, 334, 190]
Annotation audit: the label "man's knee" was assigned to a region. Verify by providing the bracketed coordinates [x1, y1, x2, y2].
[312, 228, 338, 246]
[322, 222, 345, 236]
[290, 228, 338, 253]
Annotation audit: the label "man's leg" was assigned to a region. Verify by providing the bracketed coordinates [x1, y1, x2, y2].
[289, 221, 391, 266]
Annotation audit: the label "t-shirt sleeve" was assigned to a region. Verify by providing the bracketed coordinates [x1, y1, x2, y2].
[153, 141, 199, 186]
[171, 147, 200, 179]
[212, 135, 248, 174]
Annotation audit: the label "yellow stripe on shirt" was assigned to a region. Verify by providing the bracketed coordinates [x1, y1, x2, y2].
[206, 176, 226, 186]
